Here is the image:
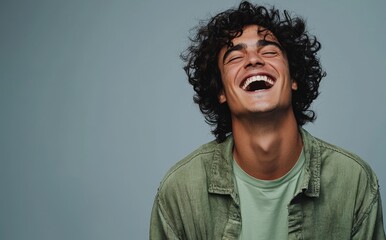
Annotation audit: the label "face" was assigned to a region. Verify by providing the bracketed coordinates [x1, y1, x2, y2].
[218, 25, 297, 119]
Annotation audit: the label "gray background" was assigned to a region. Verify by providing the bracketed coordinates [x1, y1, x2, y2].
[1, 0, 385, 239]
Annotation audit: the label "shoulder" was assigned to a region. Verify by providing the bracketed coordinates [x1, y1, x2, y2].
[302, 128, 379, 198]
[302, 129, 378, 186]
[155, 138, 226, 202]
[307, 132, 383, 233]
[304, 130, 380, 218]
[159, 140, 218, 187]
[152, 140, 223, 231]
[315, 135, 378, 188]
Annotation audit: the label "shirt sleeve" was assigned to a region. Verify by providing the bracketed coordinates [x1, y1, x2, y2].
[149, 194, 180, 240]
[352, 189, 386, 240]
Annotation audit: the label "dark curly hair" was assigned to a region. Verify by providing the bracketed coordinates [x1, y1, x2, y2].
[181, 1, 326, 142]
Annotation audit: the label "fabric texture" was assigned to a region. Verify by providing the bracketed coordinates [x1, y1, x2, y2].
[150, 128, 386, 239]
[233, 149, 304, 239]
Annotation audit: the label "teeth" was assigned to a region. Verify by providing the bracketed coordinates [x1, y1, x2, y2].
[242, 75, 274, 90]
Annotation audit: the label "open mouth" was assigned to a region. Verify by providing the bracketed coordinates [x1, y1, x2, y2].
[241, 75, 274, 92]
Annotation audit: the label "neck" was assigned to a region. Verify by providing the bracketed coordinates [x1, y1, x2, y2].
[232, 111, 303, 180]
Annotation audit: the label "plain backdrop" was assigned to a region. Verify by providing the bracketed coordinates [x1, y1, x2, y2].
[1, 0, 385, 239]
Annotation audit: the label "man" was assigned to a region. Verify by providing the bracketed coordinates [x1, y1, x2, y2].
[150, 1, 385, 239]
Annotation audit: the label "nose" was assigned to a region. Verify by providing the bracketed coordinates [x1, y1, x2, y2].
[244, 51, 264, 68]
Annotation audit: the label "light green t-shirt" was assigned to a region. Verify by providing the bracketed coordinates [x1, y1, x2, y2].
[233, 150, 305, 240]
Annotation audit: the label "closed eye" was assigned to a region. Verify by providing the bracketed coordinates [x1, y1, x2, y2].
[227, 56, 243, 63]
[222, 43, 246, 64]
[262, 51, 278, 56]
[259, 41, 282, 57]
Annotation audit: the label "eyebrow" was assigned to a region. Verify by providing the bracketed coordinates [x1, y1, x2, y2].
[222, 39, 283, 63]
[258, 39, 283, 50]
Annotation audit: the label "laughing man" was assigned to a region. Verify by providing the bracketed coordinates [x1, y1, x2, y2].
[150, 1, 386, 239]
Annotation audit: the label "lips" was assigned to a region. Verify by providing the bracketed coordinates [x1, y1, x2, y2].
[240, 74, 275, 92]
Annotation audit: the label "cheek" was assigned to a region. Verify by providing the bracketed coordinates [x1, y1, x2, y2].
[221, 65, 243, 89]
[219, 70, 232, 89]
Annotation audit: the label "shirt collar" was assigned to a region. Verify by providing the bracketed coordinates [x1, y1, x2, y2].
[207, 128, 321, 200]
[299, 128, 321, 197]
[207, 135, 239, 203]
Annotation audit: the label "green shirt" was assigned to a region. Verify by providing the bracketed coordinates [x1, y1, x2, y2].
[233, 149, 304, 239]
[150, 128, 386, 239]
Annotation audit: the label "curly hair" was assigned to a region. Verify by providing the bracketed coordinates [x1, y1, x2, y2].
[181, 1, 326, 142]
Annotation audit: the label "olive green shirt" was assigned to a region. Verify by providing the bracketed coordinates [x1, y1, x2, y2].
[150, 129, 386, 239]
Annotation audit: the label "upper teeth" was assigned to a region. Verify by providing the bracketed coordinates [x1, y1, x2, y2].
[242, 75, 274, 90]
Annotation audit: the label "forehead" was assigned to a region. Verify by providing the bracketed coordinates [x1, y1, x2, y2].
[230, 25, 278, 45]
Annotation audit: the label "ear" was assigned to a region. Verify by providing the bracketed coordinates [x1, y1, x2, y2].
[291, 80, 298, 91]
[218, 90, 227, 103]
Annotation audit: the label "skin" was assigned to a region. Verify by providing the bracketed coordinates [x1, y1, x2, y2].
[218, 25, 303, 180]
